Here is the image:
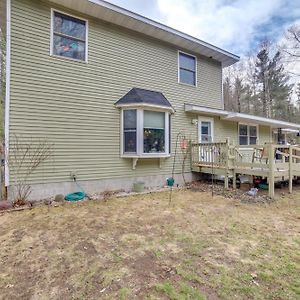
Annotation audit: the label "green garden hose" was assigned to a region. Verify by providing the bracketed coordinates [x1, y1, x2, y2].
[64, 179, 86, 201]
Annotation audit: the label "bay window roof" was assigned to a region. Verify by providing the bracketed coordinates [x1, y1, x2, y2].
[115, 88, 175, 112]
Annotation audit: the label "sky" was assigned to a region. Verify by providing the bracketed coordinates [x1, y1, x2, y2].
[106, 0, 300, 57]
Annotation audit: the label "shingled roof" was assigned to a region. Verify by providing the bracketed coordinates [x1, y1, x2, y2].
[115, 88, 174, 111]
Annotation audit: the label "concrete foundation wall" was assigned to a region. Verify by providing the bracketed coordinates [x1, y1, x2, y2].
[7, 172, 200, 201]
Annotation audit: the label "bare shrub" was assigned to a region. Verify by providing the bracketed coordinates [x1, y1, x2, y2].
[7, 135, 53, 206]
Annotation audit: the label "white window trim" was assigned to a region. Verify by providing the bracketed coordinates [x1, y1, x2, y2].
[238, 123, 259, 146]
[178, 50, 197, 87]
[272, 129, 287, 144]
[50, 8, 89, 63]
[198, 116, 214, 143]
[120, 108, 171, 158]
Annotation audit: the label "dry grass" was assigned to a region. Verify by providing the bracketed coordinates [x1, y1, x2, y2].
[0, 189, 300, 299]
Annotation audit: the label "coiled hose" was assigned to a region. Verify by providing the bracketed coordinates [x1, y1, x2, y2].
[64, 179, 86, 201]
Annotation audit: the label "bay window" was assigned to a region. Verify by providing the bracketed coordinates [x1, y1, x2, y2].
[122, 109, 170, 157]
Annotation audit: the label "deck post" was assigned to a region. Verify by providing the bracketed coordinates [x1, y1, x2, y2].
[224, 138, 229, 190]
[189, 140, 193, 171]
[268, 144, 275, 199]
[289, 145, 293, 194]
[232, 169, 236, 189]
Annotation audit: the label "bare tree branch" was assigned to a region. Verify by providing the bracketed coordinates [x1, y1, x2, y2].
[6, 135, 53, 205]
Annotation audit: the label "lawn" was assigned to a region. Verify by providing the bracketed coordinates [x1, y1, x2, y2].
[0, 189, 300, 299]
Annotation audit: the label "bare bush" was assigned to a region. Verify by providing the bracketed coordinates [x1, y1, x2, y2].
[7, 135, 53, 206]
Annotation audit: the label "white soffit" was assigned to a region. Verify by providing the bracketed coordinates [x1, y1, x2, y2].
[184, 104, 229, 116]
[185, 104, 300, 130]
[222, 112, 300, 130]
[48, 0, 239, 67]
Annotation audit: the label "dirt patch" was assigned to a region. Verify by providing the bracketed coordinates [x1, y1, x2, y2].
[189, 181, 274, 204]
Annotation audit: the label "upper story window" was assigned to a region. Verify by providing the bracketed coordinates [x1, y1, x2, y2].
[178, 52, 197, 86]
[51, 10, 87, 62]
[239, 124, 258, 145]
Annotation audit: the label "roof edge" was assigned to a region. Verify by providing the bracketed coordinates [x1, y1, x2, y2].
[89, 0, 240, 62]
[185, 104, 300, 130]
[48, 0, 239, 67]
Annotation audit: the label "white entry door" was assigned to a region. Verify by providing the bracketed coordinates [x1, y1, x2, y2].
[198, 117, 214, 162]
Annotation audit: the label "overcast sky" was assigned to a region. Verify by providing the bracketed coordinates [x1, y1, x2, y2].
[106, 0, 300, 56]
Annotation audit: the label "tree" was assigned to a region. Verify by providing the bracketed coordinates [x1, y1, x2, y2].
[254, 42, 292, 119]
[223, 40, 295, 122]
[233, 77, 244, 113]
[282, 25, 300, 60]
[255, 45, 272, 118]
[296, 82, 300, 107]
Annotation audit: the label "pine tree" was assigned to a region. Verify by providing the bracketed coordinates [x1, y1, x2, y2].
[268, 52, 292, 120]
[233, 77, 244, 113]
[255, 47, 272, 117]
[255, 45, 292, 119]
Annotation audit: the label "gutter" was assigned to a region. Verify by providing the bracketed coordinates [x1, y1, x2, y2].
[4, 0, 11, 186]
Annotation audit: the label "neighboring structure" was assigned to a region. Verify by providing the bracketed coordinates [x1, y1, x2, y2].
[1, 0, 300, 199]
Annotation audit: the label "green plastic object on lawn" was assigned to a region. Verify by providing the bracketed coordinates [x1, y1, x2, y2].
[258, 183, 269, 190]
[64, 191, 86, 202]
[167, 177, 175, 187]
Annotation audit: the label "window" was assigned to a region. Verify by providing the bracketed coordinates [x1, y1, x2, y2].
[178, 52, 196, 86]
[51, 11, 87, 61]
[200, 121, 212, 142]
[239, 124, 258, 145]
[122, 109, 170, 156]
[144, 111, 165, 153]
[123, 110, 137, 153]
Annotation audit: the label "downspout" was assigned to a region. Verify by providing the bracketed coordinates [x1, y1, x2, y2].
[4, 0, 11, 187]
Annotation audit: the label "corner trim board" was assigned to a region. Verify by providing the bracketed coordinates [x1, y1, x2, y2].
[4, 0, 11, 186]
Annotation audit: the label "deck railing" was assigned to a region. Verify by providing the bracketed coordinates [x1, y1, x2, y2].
[191, 140, 300, 198]
[191, 141, 228, 168]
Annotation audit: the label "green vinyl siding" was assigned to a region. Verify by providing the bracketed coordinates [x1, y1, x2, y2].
[9, 0, 223, 184]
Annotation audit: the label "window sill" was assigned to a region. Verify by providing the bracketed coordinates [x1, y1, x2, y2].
[238, 146, 258, 150]
[50, 54, 88, 64]
[121, 154, 171, 169]
[178, 81, 197, 88]
[121, 154, 171, 159]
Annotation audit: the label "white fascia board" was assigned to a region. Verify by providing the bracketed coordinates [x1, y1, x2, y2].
[49, 0, 239, 67]
[184, 104, 229, 117]
[222, 112, 300, 130]
[115, 103, 175, 113]
[88, 0, 239, 59]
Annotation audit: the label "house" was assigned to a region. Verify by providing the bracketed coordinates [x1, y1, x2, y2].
[1, 0, 300, 200]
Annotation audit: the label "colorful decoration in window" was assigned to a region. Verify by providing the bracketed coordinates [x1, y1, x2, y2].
[52, 12, 86, 61]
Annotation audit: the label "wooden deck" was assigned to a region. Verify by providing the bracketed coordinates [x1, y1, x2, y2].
[191, 141, 300, 198]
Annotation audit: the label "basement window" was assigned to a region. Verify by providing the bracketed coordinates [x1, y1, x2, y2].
[239, 124, 258, 145]
[51, 10, 88, 62]
[122, 109, 170, 157]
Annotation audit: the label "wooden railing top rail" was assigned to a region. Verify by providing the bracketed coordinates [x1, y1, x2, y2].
[191, 141, 227, 146]
[237, 144, 266, 150]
